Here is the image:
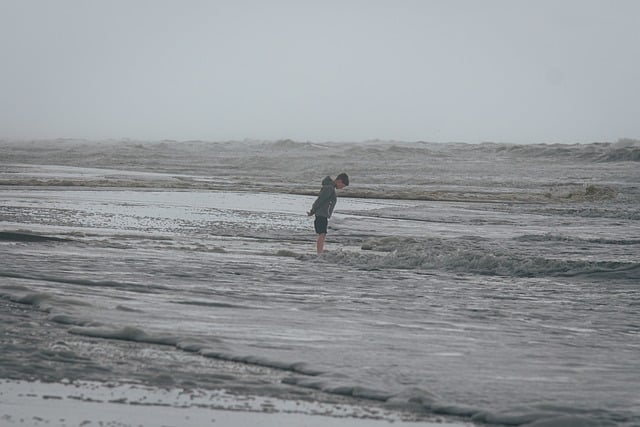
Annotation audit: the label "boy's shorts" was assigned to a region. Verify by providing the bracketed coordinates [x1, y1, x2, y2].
[314, 216, 328, 234]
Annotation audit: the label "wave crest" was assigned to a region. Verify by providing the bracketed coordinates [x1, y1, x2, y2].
[496, 139, 640, 162]
[340, 237, 640, 278]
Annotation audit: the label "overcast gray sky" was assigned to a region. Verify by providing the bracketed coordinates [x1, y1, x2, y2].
[1, 0, 638, 143]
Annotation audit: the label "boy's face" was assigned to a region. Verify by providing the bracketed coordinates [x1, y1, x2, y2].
[335, 179, 346, 189]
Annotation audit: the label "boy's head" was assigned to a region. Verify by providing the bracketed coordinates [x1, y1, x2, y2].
[335, 173, 349, 189]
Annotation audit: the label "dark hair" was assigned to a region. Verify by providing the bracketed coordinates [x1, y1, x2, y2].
[336, 172, 349, 186]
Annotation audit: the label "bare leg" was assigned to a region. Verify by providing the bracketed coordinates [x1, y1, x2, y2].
[316, 233, 326, 254]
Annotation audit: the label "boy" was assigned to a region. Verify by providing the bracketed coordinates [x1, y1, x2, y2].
[307, 173, 349, 254]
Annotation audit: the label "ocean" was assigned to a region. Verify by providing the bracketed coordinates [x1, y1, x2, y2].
[1, 139, 639, 426]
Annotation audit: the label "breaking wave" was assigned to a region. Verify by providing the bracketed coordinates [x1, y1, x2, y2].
[334, 237, 640, 279]
[494, 138, 640, 162]
[515, 234, 640, 246]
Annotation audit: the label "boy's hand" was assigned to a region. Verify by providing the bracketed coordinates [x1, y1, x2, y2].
[307, 211, 314, 216]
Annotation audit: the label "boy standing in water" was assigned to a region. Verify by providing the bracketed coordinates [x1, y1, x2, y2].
[307, 173, 349, 254]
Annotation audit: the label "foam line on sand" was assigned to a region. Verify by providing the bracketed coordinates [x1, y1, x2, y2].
[0, 379, 470, 427]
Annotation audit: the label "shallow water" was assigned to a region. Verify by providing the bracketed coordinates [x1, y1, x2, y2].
[1, 139, 639, 426]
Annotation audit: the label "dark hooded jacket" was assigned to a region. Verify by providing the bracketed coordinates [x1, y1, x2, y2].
[310, 176, 337, 218]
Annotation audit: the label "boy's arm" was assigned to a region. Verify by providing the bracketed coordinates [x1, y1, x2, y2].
[327, 199, 335, 218]
[308, 186, 333, 215]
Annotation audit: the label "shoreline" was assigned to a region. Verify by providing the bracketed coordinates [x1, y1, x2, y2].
[0, 298, 471, 427]
[0, 379, 471, 427]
